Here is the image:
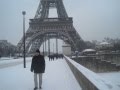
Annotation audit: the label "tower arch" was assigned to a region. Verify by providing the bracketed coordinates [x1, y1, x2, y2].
[17, 0, 86, 54]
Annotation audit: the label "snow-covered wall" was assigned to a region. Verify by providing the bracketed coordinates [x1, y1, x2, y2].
[64, 56, 120, 90]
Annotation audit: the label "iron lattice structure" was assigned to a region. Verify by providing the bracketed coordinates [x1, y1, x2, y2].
[17, 0, 86, 53]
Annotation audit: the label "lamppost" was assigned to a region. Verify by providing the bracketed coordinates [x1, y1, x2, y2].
[43, 37, 45, 56]
[22, 11, 26, 68]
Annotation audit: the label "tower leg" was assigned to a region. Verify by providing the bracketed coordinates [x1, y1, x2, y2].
[48, 39, 50, 56]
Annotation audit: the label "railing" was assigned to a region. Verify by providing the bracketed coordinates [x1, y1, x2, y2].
[64, 55, 119, 90]
[29, 17, 73, 24]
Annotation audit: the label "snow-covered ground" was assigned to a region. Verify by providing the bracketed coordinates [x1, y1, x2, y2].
[0, 57, 14, 60]
[0, 57, 81, 90]
[0, 57, 32, 69]
[0, 57, 32, 64]
[98, 72, 120, 88]
[1, 56, 120, 90]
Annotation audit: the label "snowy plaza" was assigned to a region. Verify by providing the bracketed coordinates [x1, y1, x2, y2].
[0, 57, 81, 90]
[0, 57, 120, 90]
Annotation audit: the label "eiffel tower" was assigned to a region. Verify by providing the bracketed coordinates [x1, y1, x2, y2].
[17, 0, 86, 53]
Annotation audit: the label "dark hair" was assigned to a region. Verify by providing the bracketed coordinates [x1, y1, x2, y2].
[36, 49, 40, 54]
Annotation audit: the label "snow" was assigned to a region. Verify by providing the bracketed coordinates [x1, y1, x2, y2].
[0, 57, 31, 64]
[1, 56, 120, 90]
[65, 56, 120, 90]
[82, 49, 96, 52]
[0, 57, 14, 60]
[0, 57, 81, 90]
[0, 57, 32, 69]
[98, 72, 120, 88]
[100, 42, 110, 45]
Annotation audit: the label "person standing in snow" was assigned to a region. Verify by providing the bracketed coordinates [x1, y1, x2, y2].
[31, 49, 45, 90]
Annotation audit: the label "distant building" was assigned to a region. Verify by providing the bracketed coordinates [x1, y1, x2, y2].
[81, 49, 96, 56]
[62, 43, 71, 56]
[96, 42, 113, 49]
[95, 42, 113, 54]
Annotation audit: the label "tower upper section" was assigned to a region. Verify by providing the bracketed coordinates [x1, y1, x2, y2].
[34, 0, 68, 19]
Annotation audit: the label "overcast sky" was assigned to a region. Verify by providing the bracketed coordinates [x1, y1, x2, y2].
[0, 0, 120, 46]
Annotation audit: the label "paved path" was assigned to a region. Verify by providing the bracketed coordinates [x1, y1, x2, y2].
[0, 57, 82, 90]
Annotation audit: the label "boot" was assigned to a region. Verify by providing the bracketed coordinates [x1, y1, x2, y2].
[34, 87, 38, 90]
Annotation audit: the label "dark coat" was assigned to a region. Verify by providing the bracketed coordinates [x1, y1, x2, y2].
[31, 54, 45, 73]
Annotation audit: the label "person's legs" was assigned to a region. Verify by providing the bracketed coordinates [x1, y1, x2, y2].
[34, 73, 38, 88]
[39, 73, 43, 88]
